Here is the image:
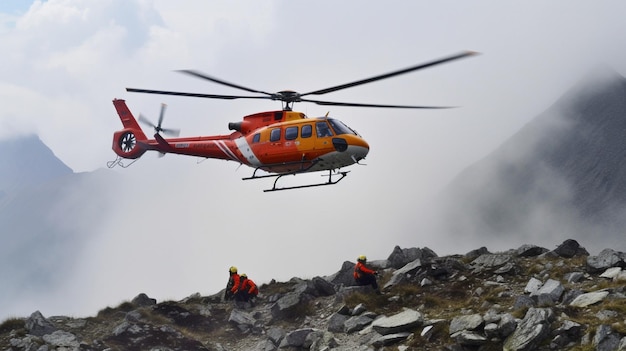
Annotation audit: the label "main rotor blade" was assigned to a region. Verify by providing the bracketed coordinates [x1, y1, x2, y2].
[178, 70, 275, 96]
[126, 88, 273, 100]
[300, 98, 455, 109]
[302, 51, 478, 97]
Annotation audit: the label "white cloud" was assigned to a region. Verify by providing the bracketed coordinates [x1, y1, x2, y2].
[2, 0, 626, 320]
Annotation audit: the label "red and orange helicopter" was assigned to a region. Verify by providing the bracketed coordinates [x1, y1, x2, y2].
[108, 51, 476, 191]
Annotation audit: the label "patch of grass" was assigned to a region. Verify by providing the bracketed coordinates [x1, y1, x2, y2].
[0, 317, 25, 334]
[95, 300, 136, 320]
[259, 281, 296, 296]
[343, 292, 389, 314]
[390, 283, 422, 298]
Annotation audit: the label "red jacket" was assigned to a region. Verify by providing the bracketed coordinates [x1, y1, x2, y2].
[354, 261, 376, 279]
[240, 278, 258, 295]
[228, 273, 240, 294]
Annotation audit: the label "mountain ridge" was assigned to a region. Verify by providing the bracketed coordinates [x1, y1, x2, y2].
[432, 68, 626, 253]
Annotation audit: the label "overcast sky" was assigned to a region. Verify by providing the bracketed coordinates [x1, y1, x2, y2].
[2, 1, 626, 320]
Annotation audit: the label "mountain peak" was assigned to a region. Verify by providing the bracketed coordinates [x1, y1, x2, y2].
[0, 134, 72, 194]
[433, 66, 626, 254]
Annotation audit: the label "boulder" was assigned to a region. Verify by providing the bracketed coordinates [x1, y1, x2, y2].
[131, 293, 156, 307]
[587, 249, 626, 273]
[371, 309, 423, 335]
[449, 314, 483, 334]
[503, 308, 554, 351]
[551, 239, 588, 258]
[569, 290, 609, 307]
[25, 311, 56, 337]
[387, 246, 437, 269]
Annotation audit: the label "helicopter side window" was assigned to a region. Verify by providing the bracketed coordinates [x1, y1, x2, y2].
[252, 133, 260, 143]
[301, 124, 312, 138]
[270, 128, 281, 142]
[285, 126, 298, 140]
[316, 122, 333, 137]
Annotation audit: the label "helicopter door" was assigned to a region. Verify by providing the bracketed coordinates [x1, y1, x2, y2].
[314, 121, 334, 151]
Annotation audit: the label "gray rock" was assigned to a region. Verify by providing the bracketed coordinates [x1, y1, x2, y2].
[387, 246, 437, 269]
[228, 309, 256, 331]
[131, 293, 156, 306]
[345, 315, 374, 333]
[524, 277, 542, 294]
[569, 290, 609, 307]
[253, 339, 277, 351]
[599, 267, 622, 279]
[270, 291, 302, 318]
[383, 259, 422, 289]
[530, 279, 564, 304]
[471, 253, 513, 273]
[449, 314, 483, 334]
[371, 309, 423, 335]
[266, 326, 285, 346]
[371, 332, 412, 347]
[587, 249, 626, 273]
[351, 303, 367, 316]
[498, 313, 518, 338]
[280, 328, 317, 348]
[451, 330, 488, 345]
[513, 295, 536, 310]
[516, 244, 548, 257]
[311, 276, 336, 296]
[327, 312, 349, 333]
[25, 311, 56, 337]
[42, 330, 79, 348]
[326, 261, 358, 287]
[465, 246, 490, 260]
[503, 308, 554, 351]
[594, 324, 621, 351]
[552, 239, 588, 258]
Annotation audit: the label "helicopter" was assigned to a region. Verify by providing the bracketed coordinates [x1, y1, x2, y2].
[108, 51, 476, 192]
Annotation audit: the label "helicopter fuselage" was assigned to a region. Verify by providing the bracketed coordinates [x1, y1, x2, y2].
[111, 99, 369, 175]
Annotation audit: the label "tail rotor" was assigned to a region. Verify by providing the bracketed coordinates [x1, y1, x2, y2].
[138, 103, 180, 137]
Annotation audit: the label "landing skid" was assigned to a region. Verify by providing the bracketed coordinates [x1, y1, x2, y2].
[107, 156, 138, 169]
[244, 168, 349, 192]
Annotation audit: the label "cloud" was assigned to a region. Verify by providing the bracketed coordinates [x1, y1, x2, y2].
[2, 0, 626, 320]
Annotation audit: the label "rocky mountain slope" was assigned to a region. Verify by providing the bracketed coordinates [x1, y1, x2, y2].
[433, 68, 626, 253]
[2, 239, 625, 351]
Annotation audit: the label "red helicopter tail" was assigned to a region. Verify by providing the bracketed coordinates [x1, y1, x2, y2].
[111, 99, 148, 159]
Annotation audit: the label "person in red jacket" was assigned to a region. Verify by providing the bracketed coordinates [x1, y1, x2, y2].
[225, 266, 240, 300]
[354, 255, 380, 293]
[237, 273, 259, 304]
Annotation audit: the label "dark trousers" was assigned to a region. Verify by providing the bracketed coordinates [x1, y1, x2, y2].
[355, 274, 378, 290]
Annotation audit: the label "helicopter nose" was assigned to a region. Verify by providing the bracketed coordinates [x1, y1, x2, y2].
[333, 136, 369, 160]
[353, 137, 370, 159]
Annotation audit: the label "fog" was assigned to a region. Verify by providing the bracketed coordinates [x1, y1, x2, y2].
[1, 1, 626, 320]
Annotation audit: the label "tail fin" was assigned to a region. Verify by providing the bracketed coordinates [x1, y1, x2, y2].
[112, 99, 148, 159]
[113, 99, 148, 140]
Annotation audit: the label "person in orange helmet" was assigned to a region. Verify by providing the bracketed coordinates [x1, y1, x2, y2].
[237, 273, 259, 304]
[225, 266, 240, 300]
[353, 255, 380, 293]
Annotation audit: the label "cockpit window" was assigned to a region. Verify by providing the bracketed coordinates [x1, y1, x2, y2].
[328, 118, 358, 136]
[316, 122, 333, 137]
